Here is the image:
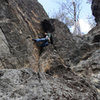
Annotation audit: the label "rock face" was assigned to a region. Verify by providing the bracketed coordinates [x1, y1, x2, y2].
[39, 19, 78, 73]
[0, 0, 99, 99]
[0, 28, 10, 56]
[73, 26, 100, 97]
[0, 68, 98, 100]
[92, 0, 100, 25]
[0, 0, 78, 71]
[72, 0, 100, 98]
[0, 0, 48, 69]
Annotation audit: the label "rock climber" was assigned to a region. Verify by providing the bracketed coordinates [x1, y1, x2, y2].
[26, 32, 53, 47]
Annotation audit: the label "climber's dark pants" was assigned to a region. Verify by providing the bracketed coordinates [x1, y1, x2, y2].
[35, 38, 49, 47]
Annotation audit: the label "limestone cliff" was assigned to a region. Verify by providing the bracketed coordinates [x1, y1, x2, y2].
[0, 68, 98, 100]
[0, 0, 48, 69]
[0, 0, 78, 71]
[0, 0, 99, 99]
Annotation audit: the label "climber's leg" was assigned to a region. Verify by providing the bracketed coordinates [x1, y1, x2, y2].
[32, 38, 48, 42]
[40, 41, 49, 47]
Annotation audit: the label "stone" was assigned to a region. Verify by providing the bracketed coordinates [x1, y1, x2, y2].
[0, 0, 48, 70]
[0, 29, 10, 56]
[0, 68, 98, 100]
[72, 0, 100, 98]
[92, 0, 100, 25]
[0, 0, 99, 99]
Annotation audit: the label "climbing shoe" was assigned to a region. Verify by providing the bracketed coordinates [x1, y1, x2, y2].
[32, 39, 36, 42]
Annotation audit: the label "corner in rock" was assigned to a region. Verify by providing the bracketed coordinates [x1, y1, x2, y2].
[93, 35, 100, 43]
[41, 19, 55, 33]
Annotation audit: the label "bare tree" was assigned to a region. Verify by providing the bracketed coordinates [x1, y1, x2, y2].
[72, 0, 81, 35]
[52, 0, 82, 35]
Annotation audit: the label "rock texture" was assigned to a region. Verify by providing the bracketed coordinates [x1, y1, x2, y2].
[0, 0, 99, 99]
[92, 0, 100, 25]
[0, 68, 98, 100]
[72, 0, 100, 98]
[72, 27, 100, 97]
[0, 0, 48, 70]
[0, 28, 10, 56]
[0, 0, 79, 72]
[39, 19, 78, 73]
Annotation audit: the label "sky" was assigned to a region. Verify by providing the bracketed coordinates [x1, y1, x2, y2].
[38, 0, 93, 34]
